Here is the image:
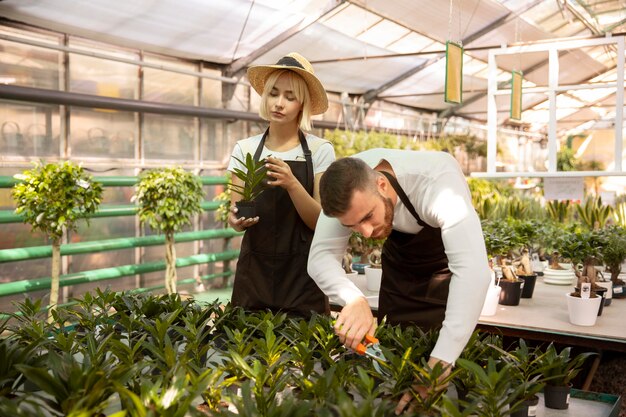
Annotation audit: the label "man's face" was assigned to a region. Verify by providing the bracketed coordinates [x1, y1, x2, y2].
[337, 187, 394, 239]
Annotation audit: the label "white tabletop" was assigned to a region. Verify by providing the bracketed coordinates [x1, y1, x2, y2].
[336, 273, 626, 350]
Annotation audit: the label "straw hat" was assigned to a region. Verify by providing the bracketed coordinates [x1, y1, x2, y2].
[247, 52, 328, 115]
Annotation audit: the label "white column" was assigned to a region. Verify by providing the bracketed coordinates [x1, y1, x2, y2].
[548, 48, 559, 173]
[614, 36, 624, 172]
[487, 50, 498, 173]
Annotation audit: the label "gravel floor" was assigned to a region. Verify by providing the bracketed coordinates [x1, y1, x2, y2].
[588, 351, 626, 417]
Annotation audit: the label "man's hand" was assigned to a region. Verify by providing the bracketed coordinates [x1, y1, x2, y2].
[394, 357, 451, 415]
[334, 297, 376, 350]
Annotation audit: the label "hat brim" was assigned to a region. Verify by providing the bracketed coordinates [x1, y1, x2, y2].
[247, 64, 328, 115]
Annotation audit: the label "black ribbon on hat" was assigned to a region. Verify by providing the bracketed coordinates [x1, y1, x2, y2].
[275, 56, 305, 70]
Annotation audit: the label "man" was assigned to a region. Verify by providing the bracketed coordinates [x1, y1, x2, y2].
[307, 148, 491, 414]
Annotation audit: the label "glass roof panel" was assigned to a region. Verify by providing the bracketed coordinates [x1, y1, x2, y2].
[568, 87, 616, 103]
[320, 3, 381, 37]
[357, 19, 411, 48]
[386, 32, 437, 54]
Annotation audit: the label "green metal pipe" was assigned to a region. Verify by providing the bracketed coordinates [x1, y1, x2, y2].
[0, 175, 227, 188]
[0, 228, 241, 262]
[0, 278, 234, 320]
[0, 201, 225, 224]
[0, 250, 240, 297]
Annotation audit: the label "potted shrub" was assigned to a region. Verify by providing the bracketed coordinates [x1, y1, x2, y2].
[364, 245, 383, 292]
[511, 219, 542, 298]
[540, 223, 577, 285]
[228, 153, 269, 219]
[491, 339, 548, 417]
[536, 344, 596, 410]
[12, 161, 103, 321]
[555, 229, 605, 324]
[133, 166, 204, 294]
[596, 225, 626, 299]
[482, 220, 524, 306]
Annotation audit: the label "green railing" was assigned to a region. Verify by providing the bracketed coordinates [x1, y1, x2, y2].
[0, 174, 240, 302]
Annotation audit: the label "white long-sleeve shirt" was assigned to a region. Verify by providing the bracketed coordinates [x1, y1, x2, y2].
[308, 149, 491, 364]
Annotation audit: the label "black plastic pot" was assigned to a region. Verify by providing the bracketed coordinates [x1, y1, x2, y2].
[235, 200, 256, 219]
[498, 279, 523, 306]
[518, 274, 537, 298]
[613, 282, 626, 299]
[510, 395, 539, 417]
[544, 384, 571, 409]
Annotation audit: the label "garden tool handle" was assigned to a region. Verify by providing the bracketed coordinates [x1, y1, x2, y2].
[355, 334, 379, 355]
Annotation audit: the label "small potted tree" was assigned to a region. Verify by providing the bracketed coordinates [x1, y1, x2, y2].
[133, 166, 204, 294]
[482, 220, 524, 306]
[540, 223, 577, 285]
[363, 238, 385, 292]
[228, 153, 269, 219]
[511, 219, 542, 298]
[596, 225, 626, 299]
[555, 229, 605, 325]
[12, 161, 103, 321]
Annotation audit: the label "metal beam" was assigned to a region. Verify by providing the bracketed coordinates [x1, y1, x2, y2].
[224, 0, 346, 77]
[361, 11, 513, 105]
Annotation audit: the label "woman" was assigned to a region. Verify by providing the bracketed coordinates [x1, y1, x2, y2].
[227, 52, 335, 317]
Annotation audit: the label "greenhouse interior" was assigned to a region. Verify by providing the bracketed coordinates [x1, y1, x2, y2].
[1, 0, 626, 415]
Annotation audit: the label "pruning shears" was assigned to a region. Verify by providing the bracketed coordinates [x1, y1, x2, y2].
[355, 334, 389, 376]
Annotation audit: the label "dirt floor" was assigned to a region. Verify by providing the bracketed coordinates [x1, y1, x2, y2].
[587, 351, 626, 417]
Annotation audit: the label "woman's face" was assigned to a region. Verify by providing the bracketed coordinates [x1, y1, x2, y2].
[267, 73, 303, 125]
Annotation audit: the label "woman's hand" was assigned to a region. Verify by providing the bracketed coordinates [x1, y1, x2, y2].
[265, 156, 298, 191]
[227, 205, 259, 231]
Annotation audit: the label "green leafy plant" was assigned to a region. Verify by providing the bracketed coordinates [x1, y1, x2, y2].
[546, 200, 572, 223]
[229, 153, 268, 202]
[133, 167, 204, 294]
[455, 358, 531, 417]
[490, 339, 548, 402]
[596, 226, 626, 286]
[575, 196, 612, 230]
[536, 344, 596, 387]
[12, 161, 103, 320]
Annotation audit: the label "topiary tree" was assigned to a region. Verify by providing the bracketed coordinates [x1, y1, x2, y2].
[133, 167, 203, 294]
[12, 161, 103, 321]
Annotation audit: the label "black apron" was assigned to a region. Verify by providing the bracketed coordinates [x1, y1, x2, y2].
[378, 171, 452, 330]
[231, 129, 329, 317]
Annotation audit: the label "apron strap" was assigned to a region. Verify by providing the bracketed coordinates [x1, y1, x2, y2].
[253, 128, 314, 195]
[299, 130, 314, 193]
[380, 170, 427, 227]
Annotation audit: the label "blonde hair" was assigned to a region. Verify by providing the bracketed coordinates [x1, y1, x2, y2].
[259, 70, 312, 131]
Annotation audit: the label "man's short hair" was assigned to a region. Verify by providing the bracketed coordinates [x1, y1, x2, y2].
[320, 157, 377, 217]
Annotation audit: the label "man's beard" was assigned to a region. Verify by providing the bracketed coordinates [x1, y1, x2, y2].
[372, 193, 394, 239]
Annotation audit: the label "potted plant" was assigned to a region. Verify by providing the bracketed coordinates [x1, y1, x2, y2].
[596, 225, 626, 299]
[555, 229, 605, 324]
[12, 161, 103, 321]
[482, 220, 524, 306]
[540, 223, 577, 285]
[536, 344, 596, 409]
[133, 166, 204, 294]
[228, 153, 269, 219]
[490, 339, 548, 417]
[364, 244, 383, 292]
[511, 219, 541, 298]
[452, 357, 534, 417]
